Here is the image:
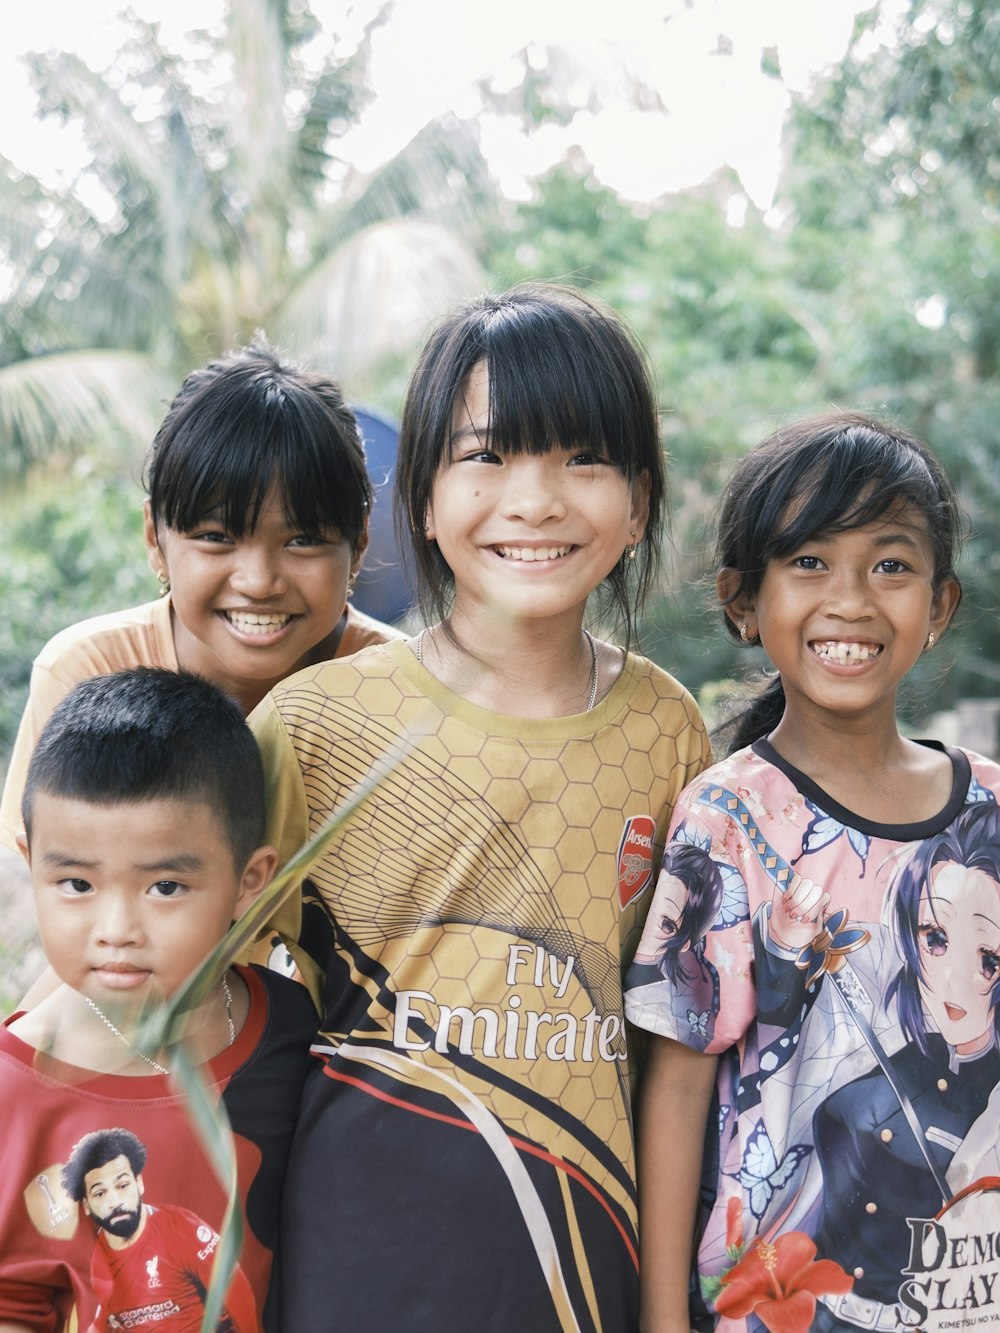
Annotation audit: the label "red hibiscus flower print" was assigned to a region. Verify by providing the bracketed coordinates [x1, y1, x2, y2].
[714, 1231, 852, 1333]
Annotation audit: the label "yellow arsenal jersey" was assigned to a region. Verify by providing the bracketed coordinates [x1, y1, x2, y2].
[252, 639, 709, 1332]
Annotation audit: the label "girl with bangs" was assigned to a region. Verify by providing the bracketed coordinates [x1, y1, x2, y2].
[250, 283, 711, 1331]
[0, 337, 400, 852]
[625, 414, 1000, 1333]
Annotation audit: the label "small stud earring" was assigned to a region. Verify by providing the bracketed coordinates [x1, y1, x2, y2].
[924, 630, 936, 651]
[157, 572, 170, 597]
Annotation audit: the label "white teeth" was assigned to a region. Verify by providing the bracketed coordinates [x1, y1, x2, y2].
[812, 641, 882, 663]
[496, 546, 572, 562]
[226, 611, 292, 634]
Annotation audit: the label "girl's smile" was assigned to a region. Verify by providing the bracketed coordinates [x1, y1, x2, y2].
[732, 507, 959, 729]
[809, 639, 883, 665]
[146, 488, 360, 711]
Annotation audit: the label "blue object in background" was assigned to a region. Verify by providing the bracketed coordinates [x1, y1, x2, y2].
[352, 407, 415, 625]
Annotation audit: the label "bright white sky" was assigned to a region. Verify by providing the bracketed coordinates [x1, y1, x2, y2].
[0, 0, 879, 209]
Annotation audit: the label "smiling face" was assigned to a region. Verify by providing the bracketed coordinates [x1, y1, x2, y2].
[728, 506, 959, 729]
[25, 792, 273, 1010]
[146, 489, 362, 712]
[917, 862, 1000, 1054]
[425, 363, 647, 630]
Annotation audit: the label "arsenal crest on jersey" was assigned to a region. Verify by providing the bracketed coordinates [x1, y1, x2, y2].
[617, 815, 656, 907]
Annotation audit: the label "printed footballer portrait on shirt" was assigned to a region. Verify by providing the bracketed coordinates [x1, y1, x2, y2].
[23, 1126, 256, 1332]
[627, 776, 1000, 1333]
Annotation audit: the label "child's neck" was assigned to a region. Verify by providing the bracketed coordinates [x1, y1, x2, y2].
[10, 974, 244, 1076]
[421, 610, 615, 718]
[768, 710, 954, 825]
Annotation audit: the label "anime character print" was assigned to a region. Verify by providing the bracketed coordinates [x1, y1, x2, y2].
[631, 766, 1000, 1333]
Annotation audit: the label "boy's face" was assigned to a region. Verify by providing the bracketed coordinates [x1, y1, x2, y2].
[21, 793, 274, 1007]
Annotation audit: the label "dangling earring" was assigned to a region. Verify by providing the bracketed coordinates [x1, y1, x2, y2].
[924, 630, 936, 651]
[157, 572, 170, 597]
[625, 532, 638, 561]
[740, 623, 749, 643]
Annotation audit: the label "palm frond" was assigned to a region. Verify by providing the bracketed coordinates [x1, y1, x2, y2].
[0, 350, 171, 473]
[273, 217, 483, 379]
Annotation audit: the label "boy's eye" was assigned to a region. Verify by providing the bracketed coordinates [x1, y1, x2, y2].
[148, 880, 187, 898]
[57, 878, 93, 896]
[791, 555, 823, 570]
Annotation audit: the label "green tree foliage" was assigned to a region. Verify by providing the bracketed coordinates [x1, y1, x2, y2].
[0, 461, 151, 760]
[0, 1, 495, 789]
[0, 0, 488, 475]
[485, 0, 1000, 731]
[783, 0, 1000, 712]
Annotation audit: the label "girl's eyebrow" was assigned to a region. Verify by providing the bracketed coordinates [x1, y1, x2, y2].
[449, 422, 489, 446]
[870, 530, 924, 549]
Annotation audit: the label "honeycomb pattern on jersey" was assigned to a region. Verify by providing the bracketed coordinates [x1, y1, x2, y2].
[270, 649, 706, 1171]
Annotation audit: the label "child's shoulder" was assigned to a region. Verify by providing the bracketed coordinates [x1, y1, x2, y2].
[33, 598, 169, 673]
[671, 741, 787, 810]
[270, 638, 402, 705]
[246, 962, 317, 1019]
[958, 744, 1000, 800]
[617, 650, 705, 720]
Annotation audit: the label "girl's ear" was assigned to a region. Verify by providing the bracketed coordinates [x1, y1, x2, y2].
[929, 576, 962, 640]
[423, 504, 436, 542]
[629, 470, 651, 539]
[351, 523, 370, 577]
[143, 501, 167, 580]
[717, 567, 757, 639]
[232, 845, 280, 921]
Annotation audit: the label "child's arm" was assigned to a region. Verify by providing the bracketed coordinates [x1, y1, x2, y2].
[637, 1033, 718, 1333]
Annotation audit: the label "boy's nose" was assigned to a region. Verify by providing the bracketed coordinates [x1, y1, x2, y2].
[95, 897, 142, 947]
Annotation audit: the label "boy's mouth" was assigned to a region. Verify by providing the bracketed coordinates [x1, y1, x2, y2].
[494, 545, 572, 562]
[224, 610, 294, 634]
[810, 640, 883, 663]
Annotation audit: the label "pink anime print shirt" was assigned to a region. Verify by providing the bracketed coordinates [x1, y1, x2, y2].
[625, 739, 1000, 1333]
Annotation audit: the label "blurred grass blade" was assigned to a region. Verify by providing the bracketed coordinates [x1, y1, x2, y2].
[168, 1043, 243, 1333]
[134, 723, 421, 1330]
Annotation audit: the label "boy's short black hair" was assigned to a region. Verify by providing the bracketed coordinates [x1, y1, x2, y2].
[22, 668, 266, 867]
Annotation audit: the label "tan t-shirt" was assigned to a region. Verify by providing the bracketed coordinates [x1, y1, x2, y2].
[0, 599, 402, 849]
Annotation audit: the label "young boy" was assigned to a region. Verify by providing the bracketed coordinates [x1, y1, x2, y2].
[0, 668, 318, 1333]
